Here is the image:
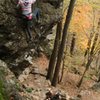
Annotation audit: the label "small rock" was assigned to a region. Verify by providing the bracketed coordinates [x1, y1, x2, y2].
[18, 75, 28, 83]
[7, 79, 15, 85]
[23, 68, 31, 75]
[5, 41, 13, 47]
[10, 91, 23, 100]
[24, 54, 33, 65]
[31, 67, 39, 74]
[69, 97, 81, 100]
[46, 34, 55, 40]
[91, 82, 100, 91]
[32, 95, 40, 100]
[46, 80, 51, 86]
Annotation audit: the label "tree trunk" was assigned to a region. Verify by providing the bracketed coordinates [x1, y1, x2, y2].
[96, 51, 100, 73]
[90, 33, 98, 55]
[51, 0, 76, 87]
[77, 57, 92, 88]
[97, 64, 100, 82]
[77, 33, 99, 88]
[70, 33, 76, 55]
[46, 21, 62, 81]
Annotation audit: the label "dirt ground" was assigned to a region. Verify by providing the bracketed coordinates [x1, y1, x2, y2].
[17, 53, 100, 100]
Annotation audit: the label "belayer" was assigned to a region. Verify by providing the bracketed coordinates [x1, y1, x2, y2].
[17, 0, 40, 44]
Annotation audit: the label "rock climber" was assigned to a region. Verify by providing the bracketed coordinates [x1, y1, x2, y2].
[17, 0, 40, 43]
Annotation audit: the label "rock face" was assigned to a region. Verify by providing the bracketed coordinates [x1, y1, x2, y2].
[0, 0, 63, 60]
[0, 60, 24, 100]
[0, 0, 62, 32]
[0, 1, 64, 99]
[0, 59, 71, 100]
[0, 0, 18, 32]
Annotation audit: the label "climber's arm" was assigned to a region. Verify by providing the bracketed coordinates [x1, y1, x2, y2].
[32, 0, 36, 4]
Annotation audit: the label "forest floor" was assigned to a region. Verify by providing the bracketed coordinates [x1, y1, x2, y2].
[14, 53, 100, 100]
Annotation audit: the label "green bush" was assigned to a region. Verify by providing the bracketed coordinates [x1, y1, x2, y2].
[0, 80, 5, 100]
[0, 71, 9, 100]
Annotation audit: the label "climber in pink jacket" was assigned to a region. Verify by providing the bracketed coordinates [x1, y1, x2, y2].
[18, 0, 36, 20]
[17, 0, 36, 43]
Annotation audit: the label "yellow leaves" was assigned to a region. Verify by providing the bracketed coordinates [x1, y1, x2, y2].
[62, 1, 100, 50]
[71, 4, 93, 32]
[63, 3, 94, 50]
[69, 4, 93, 49]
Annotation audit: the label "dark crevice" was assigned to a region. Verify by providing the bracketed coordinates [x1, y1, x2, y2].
[0, 45, 12, 60]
